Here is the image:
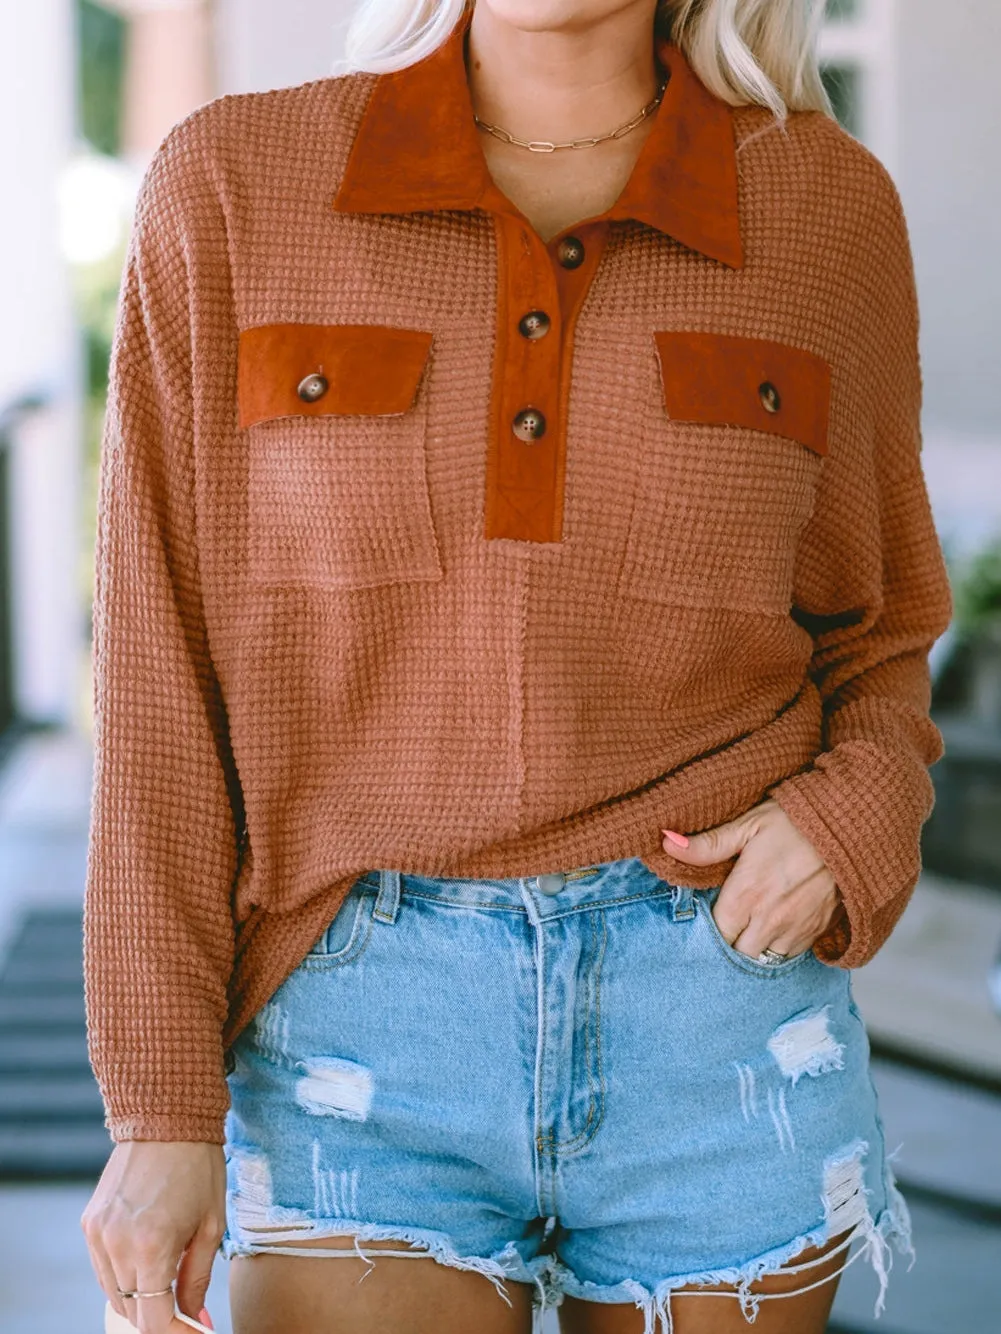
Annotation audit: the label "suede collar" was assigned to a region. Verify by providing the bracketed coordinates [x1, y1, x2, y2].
[332, 11, 744, 269]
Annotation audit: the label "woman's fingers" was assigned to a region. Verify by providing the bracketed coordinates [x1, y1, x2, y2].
[81, 1142, 227, 1333]
[108, 1241, 178, 1334]
[714, 871, 840, 961]
[117, 1288, 177, 1334]
[175, 1217, 226, 1322]
[709, 889, 748, 947]
[82, 1223, 130, 1321]
[732, 920, 811, 960]
[664, 798, 845, 959]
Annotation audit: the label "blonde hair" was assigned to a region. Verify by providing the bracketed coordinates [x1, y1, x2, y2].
[339, 0, 835, 123]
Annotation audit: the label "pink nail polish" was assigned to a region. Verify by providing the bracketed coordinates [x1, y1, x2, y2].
[198, 1309, 214, 1330]
[662, 829, 689, 847]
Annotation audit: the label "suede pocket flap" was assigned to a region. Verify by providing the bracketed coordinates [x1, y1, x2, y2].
[653, 331, 832, 458]
[238, 323, 434, 428]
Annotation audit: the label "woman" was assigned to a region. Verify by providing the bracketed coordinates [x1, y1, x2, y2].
[80, 1, 952, 1331]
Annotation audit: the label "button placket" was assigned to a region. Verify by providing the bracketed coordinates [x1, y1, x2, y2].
[483, 215, 610, 543]
[484, 215, 564, 540]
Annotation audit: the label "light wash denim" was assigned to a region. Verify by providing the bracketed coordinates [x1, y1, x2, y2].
[220, 856, 913, 1333]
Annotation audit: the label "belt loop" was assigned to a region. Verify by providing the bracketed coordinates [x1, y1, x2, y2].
[373, 868, 401, 924]
[672, 885, 695, 921]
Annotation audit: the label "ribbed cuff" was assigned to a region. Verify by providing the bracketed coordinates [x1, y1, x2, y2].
[105, 1111, 228, 1144]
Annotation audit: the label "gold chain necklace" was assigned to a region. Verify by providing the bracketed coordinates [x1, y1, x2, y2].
[473, 76, 669, 153]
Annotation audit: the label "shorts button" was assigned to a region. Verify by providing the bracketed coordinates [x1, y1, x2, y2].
[536, 872, 566, 895]
[297, 372, 329, 402]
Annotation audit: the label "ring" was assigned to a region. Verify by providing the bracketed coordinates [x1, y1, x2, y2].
[756, 947, 789, 965]
[116, 1284, 174, 1299]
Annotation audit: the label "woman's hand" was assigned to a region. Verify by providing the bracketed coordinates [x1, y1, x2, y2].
[661, 798, 843, 960]
[81, 1140, 226, 1333]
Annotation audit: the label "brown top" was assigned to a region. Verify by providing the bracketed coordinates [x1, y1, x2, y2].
[83, 13, 953, 1143]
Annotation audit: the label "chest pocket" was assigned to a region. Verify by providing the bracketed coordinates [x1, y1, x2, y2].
[238, 322, 442, 590]
[617, 331, 832, 616]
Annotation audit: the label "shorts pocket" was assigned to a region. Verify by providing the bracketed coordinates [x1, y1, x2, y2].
[694, 887, 814, 979]
[301, 880, 376, 966]
[238, 322, 443, 590]
[618, 331, 831, 615]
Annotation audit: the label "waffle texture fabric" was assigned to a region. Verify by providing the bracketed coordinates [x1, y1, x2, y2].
[84, 32, 953, 1143]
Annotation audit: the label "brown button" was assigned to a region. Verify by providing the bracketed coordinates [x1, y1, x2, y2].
[758, 381, 781, 413]
[512, 408, 547, 442]
[556, 235, 585, 269]
[297, 373, 329, 403]
[518, 310, 551, 340]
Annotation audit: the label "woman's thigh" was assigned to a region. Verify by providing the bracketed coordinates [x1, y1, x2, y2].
[558, 1228, 850, 1332]
[229, 1237, 537, 1334]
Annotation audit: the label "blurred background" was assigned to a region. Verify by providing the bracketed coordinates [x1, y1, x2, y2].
[0, 1, 998, 1331]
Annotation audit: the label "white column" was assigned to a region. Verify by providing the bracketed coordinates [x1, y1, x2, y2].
[818, 0, 900, 173]
[105, 0, 214, 158]
[896, 0, 1001, 558]
[0, 0, 83, 727]
[214, 0, 354, 95]
[896, 0, 1001, 442]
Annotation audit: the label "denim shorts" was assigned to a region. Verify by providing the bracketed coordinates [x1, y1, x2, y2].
[220, 856, 913, 1333]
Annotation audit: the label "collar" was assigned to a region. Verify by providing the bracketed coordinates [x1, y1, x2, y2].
[332, 10, 743, 269]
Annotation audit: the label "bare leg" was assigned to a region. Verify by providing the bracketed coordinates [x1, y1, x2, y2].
[558, 1227, 852, 1334]
[229, 1234, 536, 1334]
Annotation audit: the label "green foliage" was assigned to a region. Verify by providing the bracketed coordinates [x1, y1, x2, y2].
[952, 536, 1001, 642]
[68, 237, 127, 634]
[73, 0, 130, 628]
[71, 241, 125, 398]
[820, 63, 860, 136]
[78, 0, 127, 156]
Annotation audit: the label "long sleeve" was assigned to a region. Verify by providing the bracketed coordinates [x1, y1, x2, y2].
[764, 165, 953, 969]
[83, 117, 241, 1143]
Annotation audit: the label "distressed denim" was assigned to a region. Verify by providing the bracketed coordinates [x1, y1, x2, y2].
[221, 857, 913, 1332]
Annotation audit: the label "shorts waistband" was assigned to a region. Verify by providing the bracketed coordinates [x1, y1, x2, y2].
[355, 857, 698, 922]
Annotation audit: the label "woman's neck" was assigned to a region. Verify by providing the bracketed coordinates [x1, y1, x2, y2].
[464, 1, 662, 147]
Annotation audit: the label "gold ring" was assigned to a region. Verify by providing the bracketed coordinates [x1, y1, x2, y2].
[116, 1284, 174, 1299]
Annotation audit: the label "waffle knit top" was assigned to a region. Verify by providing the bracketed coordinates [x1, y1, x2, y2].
[83, 14, 954, 1144]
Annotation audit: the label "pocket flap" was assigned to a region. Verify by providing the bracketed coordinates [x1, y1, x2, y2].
[653, 331, 831, 457]
[238, 323, 433, 428]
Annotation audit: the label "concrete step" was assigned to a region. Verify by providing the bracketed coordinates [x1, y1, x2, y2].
[0, 993, 85, 1027]
[0, 1123, 111, 1179]
[871, 1057, 1001, 1211]
[828, 1191, 1001, 1334]
[0, 953, 83, 988]
[850, 871, 1001, 1085]
[0, 1031, 92, 1073]
[0, 1074, 104, 1121]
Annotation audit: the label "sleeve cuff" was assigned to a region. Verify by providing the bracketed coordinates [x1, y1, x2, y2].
[105, 1111, 228, 1144]
[765, 768, 881, 969]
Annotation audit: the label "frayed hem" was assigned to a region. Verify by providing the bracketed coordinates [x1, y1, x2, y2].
[547, 1191, 915, 1334]
[220, 1219, 555, 1319]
